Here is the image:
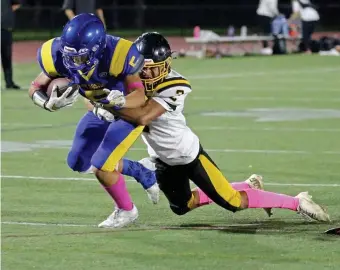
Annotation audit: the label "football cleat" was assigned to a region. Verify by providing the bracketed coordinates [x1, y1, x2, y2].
[98, 205, 139, 228]
[146, 183, 160, 204]
[296, 192, 330, 222]
[245, 174, 273, 217]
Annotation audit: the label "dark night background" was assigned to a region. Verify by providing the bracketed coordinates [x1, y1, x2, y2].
[16, 1, 340, 32]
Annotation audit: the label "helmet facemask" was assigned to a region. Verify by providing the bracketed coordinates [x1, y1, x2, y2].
[61, 42, 104, 73]
[140, 56, 172, 96]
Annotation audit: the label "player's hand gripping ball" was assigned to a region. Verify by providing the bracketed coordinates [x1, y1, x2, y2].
[45, 78, 80, 111]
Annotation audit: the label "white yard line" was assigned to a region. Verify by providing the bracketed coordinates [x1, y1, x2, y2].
[1, 146, 339, 155]
[1, 175, 340, 187]
[1, 123, 56, 127]
[1, 221, 260, 229]
[194, 126, 340, 132]
[1, 221, 94, 228]
[187, 67, 340, 80]
[190, 86, 340, 92]
[1, 175, 95, 181]
[191, 96, 340, 102]
[129, 148, 340, 155]
[2, 124, 340, 133]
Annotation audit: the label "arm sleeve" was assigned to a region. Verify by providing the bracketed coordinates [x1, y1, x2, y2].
[122, 44, 144, 76]
[36, 38, 64, 78]
[109, 39, 144, 77]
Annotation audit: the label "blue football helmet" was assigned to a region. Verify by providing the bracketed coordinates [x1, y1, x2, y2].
[60, 13, 106, 72]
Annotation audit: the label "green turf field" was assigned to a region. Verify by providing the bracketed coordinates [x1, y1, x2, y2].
[2, 55, 340, 270]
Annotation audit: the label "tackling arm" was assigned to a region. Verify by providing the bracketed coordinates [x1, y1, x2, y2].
[122, 74, 146, 109]
[115, 99, 166, 126]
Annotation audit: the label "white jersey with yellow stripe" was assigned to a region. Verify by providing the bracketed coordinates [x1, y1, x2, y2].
[142, 69, 200, 166]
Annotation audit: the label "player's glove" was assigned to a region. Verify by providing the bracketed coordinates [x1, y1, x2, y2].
[97, 89, 126, 109]
[44, 85, 79, 112]
[93, 106, 116, 122]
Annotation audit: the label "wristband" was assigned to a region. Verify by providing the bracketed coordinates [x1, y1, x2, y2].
[32, 90, 51, 111]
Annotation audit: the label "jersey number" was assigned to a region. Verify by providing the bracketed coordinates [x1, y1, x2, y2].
[170, 90, 185, 101]
[129, 56, 137, 67]
[176, 90, 184, 95]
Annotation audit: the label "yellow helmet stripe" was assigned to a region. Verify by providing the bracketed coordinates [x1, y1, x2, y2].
[109, 39, 133, 77]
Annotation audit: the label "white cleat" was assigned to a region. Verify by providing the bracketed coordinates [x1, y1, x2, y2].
[245, 174, 273, 217]
[296, 192, 330, 222]
[98, 205, 139, 228]
[146, 183, 160, 204]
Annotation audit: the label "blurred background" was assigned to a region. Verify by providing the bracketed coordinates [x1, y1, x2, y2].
[12, 0, 340, 39]
[2, 0, 340, 89]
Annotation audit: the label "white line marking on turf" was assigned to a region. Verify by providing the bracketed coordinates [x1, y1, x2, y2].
[1, 221, 259, 229]
[133, 148, 340, 155]
[1, 175, 340, 187]
[1, 221, 94, 227]
[188, 67, 340, 80]
[3, 125, 340, 133]
[194, 126, 340, 132]
[1, 175, 95, 181]
[1, 143, 339, 155]
[1, 123, 56, 127]
[191, 86, 340, 92]
[192, 96, 340, 102]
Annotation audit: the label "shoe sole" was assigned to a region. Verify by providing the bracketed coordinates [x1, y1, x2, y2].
[99, 214, 139, 229]
[297, 194, 330, 222]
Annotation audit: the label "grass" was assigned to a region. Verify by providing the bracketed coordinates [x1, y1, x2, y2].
[2, 55, 340, 270]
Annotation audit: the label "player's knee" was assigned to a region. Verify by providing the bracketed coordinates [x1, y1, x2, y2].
[170, 205, 190, 216]
[67, 151, 88, 172]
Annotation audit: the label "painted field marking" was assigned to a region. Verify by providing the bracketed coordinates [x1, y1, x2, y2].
[191, 96, 340, 102]
[2, 125, 340, 133]
[193, 126, 340, 132]
[1, 221, 94, 228]
[188, 67, 340, 80]
[1, 175, 340, 187]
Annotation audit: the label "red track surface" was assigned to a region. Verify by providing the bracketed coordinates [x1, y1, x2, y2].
[14, 32, 340, 64]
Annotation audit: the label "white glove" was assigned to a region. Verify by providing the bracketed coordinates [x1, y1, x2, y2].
[97, 89, 126, 109]
[93, 106, 116, 122]
[45, 85, 79, 112]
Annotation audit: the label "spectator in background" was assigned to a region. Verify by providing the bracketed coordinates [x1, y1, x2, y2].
[271, 14, 289, 54]
[1, 0, 21, 90]
[62, 0, 106, 28]
[256, 0, 279, 55]
[289, 0, 319, 54]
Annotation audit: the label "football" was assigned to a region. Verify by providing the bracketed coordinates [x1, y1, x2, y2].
[46, 78, 79, 98]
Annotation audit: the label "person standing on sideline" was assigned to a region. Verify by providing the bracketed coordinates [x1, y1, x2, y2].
[1, 0, 21, 90]
[62, 0, 106, 27]
[256, 0, 279, 55]
[289, 0, 320, 54]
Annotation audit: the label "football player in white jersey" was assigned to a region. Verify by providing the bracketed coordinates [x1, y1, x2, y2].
[98, 32, 330, 222]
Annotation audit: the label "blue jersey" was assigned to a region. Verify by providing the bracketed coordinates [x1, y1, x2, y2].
[37, 35, 144, 103]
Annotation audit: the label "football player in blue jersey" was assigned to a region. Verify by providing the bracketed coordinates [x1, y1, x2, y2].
[28, 13, 159, 228]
